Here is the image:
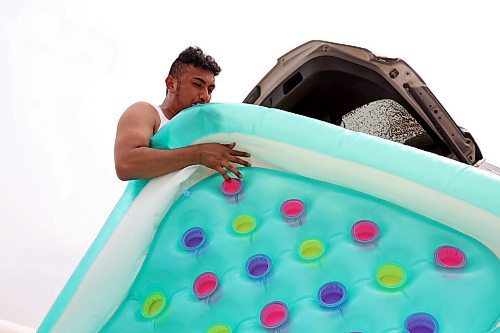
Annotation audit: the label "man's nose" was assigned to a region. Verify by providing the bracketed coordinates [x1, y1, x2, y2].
[199, 89, 210, 103]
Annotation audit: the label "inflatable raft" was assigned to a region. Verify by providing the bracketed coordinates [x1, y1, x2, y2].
[39, 103, 500, 332]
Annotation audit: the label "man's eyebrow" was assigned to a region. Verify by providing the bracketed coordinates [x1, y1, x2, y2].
[193, 76, 215, 88]
[193, 76, 207, 84]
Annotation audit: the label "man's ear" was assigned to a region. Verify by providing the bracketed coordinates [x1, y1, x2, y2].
[165, 75, 177, 94]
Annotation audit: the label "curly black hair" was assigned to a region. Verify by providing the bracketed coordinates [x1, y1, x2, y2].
[169, 46, 221, 78]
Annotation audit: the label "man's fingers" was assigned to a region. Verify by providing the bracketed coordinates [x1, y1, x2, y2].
[229, 149, 251, 157]
[230, 156, 251, 167]
[225, 164, 243, 179]
[222, 142, 236, 149]
[216, 166, 230, 181]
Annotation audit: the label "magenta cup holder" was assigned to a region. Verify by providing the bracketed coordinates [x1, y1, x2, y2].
[317, 281, 347, 308]
[221, 178, 243, 196]
[221, 178, 243, 204]
[351, 220, 380, 243]
[280, 199, 306, 225]
[245, 254, 272, 279]
[260, 301, 288, 329]
[193, 272, 218, 299]
[182, 227, 206, 251]
[404, 313, 439, 333]
[434, 245, 467, 269]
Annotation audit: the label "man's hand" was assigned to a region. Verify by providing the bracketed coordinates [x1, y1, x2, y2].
[114, 103, 252, 181]
[195, 142, 251, 180]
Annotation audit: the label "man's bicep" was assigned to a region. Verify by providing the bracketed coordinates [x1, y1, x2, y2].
[115, 108, 155, 154]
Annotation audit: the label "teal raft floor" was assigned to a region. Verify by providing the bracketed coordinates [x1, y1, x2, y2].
[101, 167, 500, 332]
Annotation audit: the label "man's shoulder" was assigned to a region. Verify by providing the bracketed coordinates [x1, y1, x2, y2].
[119, 101, 159, 128]
[126, 101, 157, 114]
[122, 101, 159, 120]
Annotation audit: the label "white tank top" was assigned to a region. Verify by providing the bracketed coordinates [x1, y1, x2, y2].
[153, 105, 169, 132]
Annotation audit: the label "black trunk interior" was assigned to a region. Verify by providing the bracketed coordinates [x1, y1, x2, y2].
[259, 56, 451, 157]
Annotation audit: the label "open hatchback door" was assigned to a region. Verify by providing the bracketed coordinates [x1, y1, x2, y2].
[244, 40, 499, 175]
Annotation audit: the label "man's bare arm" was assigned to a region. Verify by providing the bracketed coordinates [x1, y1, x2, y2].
[114, 102, 250, 181]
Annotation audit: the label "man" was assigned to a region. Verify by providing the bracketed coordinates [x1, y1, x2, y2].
[114, 47, 251, 181]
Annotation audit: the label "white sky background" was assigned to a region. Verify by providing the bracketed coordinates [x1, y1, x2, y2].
[0, 0, 499, 328]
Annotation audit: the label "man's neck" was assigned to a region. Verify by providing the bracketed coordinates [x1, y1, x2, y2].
[159, 95, 177, 120]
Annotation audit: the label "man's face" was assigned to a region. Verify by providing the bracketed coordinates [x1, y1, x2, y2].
[167, 64, 216, 116]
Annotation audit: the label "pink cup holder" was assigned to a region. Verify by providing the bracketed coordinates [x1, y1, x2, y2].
[280, 199, 306, 226]
[221, 178, 242, 196]
[434, 245, 467, 269]
[193, 272, 219, 299]
[260, 301, 288, 329]
[351, 220, 380, 243]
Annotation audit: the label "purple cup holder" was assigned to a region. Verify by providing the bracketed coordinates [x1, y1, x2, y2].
[182, 227, 206, 251]
[317, 281, 347, 308]
[404, 313, 438, 333]
[245, 254, 272, 279]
